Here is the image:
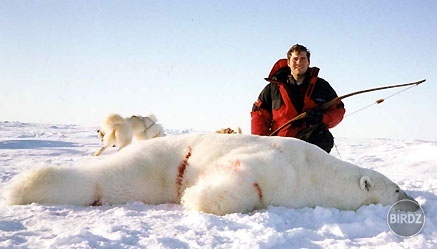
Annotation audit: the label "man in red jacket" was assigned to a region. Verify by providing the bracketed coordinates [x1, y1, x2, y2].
[251, 44, 345, 153]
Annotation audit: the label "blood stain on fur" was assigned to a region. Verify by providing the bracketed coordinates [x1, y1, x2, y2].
[177, 146, 192, 197]
[253, 182, 264, 204]
[91, 184, 102, 206]
[230, 159, 241, 169]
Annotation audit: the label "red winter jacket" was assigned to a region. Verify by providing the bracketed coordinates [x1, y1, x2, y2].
[251, 59, 345, 137]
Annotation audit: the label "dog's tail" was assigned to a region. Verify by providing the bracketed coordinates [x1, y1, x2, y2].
[105, 113, 125, 126]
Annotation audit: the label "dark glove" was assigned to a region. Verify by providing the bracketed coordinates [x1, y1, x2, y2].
[305, 109, 324, 126]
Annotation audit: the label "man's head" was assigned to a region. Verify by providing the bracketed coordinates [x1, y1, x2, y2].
[287, 44, 310, 81]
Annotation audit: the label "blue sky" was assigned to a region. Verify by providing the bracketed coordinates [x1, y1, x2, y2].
[1, 1, 436, 140]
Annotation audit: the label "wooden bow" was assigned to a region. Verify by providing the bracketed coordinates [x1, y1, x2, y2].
[269, 79, 426, 136]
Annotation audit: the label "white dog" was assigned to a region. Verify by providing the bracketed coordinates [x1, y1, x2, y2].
[95, 113, 165, 156]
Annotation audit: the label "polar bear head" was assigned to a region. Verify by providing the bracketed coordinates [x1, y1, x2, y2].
[301, 151, 416, 211]
[355, 169, 415, 208]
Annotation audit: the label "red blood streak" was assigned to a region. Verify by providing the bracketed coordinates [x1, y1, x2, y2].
[177, 146, 192, 197]
[253, 182, 263, 203]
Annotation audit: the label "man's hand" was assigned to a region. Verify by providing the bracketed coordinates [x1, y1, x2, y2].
[305, 109, 324, 126]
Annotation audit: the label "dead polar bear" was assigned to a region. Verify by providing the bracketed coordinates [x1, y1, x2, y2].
[3, 134, 414, 215]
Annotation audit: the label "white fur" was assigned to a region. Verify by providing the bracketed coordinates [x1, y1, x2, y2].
[3, 134, 412, 215]
[95, 113, 165, 156]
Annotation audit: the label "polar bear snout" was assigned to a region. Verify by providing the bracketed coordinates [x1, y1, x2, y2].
[399, 190, 417, 203]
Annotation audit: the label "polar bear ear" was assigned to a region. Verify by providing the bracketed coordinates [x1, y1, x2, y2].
[360, 176, 373, 192]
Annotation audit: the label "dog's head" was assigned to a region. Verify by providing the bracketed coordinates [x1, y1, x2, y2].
[96, 129, 105, 141]
[96, 129, 116, 147]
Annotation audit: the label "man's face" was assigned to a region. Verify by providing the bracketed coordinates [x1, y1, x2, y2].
[288, 51, 309, 77]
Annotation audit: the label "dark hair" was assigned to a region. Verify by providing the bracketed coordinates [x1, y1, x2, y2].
[287, 44, 311, 61]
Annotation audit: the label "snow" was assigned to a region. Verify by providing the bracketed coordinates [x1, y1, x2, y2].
[0, 121, 436, 249]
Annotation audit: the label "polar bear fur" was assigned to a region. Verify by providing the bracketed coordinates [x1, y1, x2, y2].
[3, 134, 413, 215]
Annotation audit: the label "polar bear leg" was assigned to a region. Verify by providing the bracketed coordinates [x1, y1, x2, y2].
[181, 163, 262, 215]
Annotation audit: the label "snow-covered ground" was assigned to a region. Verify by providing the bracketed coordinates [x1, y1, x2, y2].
[0, 121, 436, 248]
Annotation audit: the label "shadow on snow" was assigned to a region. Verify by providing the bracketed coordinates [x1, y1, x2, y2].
[0, 140, 77, 150]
